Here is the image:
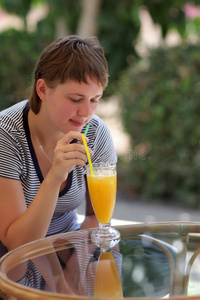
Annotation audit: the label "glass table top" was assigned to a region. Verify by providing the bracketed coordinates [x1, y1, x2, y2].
[1, 222, 200, 299]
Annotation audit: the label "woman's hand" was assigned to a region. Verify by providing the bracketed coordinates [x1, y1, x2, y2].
[50, 131, 93, 184]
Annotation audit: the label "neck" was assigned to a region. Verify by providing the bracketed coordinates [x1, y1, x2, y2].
[29, 110, 61, 163]
[29, 110, 63, 148]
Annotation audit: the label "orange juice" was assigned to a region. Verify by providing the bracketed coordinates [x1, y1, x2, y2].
[94, 252, 123, 298]
[87, 173, 117, 224]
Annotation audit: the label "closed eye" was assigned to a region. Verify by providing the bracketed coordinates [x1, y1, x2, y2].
[91, 95, 102, 103]
[69, 97, 82, 102]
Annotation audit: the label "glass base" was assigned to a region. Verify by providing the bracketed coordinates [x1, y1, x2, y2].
[91, 223, 121, 250]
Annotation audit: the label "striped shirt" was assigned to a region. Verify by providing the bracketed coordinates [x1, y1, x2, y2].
[0, 100, 117, 237]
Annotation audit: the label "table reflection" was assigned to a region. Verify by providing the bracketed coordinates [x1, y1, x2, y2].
[5, 231, 123, 297]
[1, 223, 200, 299]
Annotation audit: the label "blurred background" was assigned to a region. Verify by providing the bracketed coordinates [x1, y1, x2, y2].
[1, 0, 200, 210]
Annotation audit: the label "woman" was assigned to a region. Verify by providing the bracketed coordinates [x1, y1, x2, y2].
[0, 35, 117, 256]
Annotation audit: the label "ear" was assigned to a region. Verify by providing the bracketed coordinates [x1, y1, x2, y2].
[36, 79, 48, 101]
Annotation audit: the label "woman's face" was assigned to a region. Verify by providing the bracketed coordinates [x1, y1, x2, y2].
[38, 77, 103, 134]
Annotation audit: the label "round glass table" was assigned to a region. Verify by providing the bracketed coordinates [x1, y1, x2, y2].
[1, 222, 200, 299]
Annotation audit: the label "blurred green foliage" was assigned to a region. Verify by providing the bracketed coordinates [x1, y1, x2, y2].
[97, 0, 141, 95]
[142, 0, 186, 37]
[0, 29, 52, 110]
[0, 0, 32, 29]
[119, 44, 200, 206]
[0, 0, 196, 108]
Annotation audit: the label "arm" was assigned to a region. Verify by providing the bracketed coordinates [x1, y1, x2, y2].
[0, 131, 92, 251]
[0, 172, 60, 251]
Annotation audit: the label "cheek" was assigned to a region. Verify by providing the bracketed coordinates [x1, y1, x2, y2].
[92, 102, 99, 114]
[55, 104, 75, 121]
[89, 101, 98, 112]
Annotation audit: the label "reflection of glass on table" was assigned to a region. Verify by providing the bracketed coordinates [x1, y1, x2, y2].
[94, 251, 123, 298]
[1, 223, 200, 299]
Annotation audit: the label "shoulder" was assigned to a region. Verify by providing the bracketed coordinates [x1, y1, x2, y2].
[88, 114, 111, 135]
[86, 114, 112, 147]
[86, 115, 117, 163]
[0, 100, 28, 133]
[0, 99, 28, 116]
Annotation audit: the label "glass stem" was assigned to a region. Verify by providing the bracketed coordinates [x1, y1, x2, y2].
[99, 222, 111, 229]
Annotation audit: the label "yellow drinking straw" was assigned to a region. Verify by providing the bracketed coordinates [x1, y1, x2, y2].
[82, 133, 95, 175]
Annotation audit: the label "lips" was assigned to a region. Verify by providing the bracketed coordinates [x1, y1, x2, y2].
[70, 119, 85, 127]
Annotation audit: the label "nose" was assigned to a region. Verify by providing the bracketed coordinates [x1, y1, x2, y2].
[78, 101, 92, 117]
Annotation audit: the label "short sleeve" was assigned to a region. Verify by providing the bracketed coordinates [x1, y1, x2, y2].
[91, 117, 117, 164]
[0, 129, 22, 180]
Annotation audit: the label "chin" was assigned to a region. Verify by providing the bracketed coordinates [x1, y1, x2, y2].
[63, 127, 83, 134]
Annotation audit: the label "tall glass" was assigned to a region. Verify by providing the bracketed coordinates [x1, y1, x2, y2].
[86, 162, 120, 249]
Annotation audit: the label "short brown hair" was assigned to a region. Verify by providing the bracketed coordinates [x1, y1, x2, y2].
[29, 35, 108, 114]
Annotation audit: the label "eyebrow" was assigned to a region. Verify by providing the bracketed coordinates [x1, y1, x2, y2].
[67, 93, 103, 98]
